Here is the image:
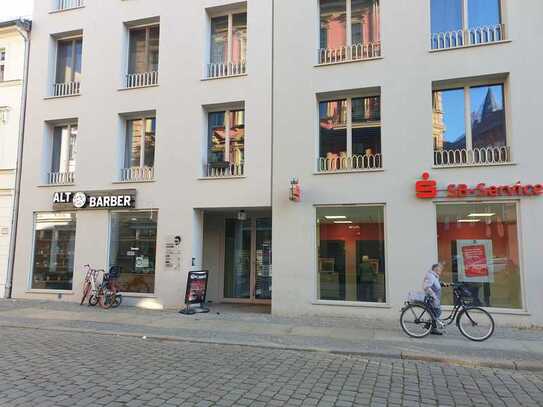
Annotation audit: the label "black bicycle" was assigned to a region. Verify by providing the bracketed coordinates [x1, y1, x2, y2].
[400, 283, 495, 341]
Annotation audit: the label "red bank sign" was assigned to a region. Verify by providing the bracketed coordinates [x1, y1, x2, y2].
[416, 172, 543, 199]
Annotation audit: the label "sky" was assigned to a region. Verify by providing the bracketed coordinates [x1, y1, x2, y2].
[0, 0, 33, 21]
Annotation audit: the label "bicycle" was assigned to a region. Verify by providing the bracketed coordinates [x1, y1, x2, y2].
[400, 282, 495, 341]
[80, 265, 122, 309]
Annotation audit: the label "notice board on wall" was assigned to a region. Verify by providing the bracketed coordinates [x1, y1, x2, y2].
[457, 240, 495, 283]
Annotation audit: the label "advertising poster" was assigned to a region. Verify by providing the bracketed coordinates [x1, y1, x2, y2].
[165, 235, 182, 270]
[457, 240, 494, 283]
[179, 271, 210, 315]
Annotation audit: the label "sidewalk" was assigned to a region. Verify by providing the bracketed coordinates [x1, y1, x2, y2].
[0, 299, 542, 371]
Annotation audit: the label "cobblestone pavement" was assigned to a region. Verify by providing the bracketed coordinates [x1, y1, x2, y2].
[0, 327, 542, 407]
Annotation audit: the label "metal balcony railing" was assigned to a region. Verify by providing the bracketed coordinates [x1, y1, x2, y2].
[434, 146, 511, 167]
[207, 61, 247, 79]
[125, 71, 159, 89]
[318, 42, 381, 65]
[121, 166, 154, 182]
[53, 81, 80, 97]
[318, 153, 382, 173]
[48, 171, 75, 185]
[206, 162, 244, 178]
[431, 24, 505, 50]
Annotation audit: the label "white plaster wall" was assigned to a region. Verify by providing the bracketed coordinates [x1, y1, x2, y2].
[272, 0, 543, 326]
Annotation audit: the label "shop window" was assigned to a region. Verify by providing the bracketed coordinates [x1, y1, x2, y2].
[433, 83, 509, 166]
[318, 96, 381, 172]
[430, 0, 503, 49]
[109, 211, 158, 294]
[206, 109, 245, 177]
[436, 202, 522, 309]
[319, 0, 381, 63]
[31, 212, 76, 291]
[317, 206, 386, 303]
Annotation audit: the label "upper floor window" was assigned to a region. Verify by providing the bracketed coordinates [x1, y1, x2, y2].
[319, 0, 381, 65]
[53, 37, 82, 97]
[206, 109, 245, 177]
[55, 0, 84, 11]
[318, 95, 382, 173]
[431, 0, 504, 50]
[126, 25, 160, 88]
[433, 82, 509, 167]
[49, 123, 77, 185]
[0, 107, 9, 125]
[0, 49, 6, 81]
[122, 117, 156, 182]
[207, 12, 247, 79]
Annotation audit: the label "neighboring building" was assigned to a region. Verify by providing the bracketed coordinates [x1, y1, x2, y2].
[0, 19, 30, 298]
[11, 0, 543, 326]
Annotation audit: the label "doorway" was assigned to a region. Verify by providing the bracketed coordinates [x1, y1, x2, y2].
[223, 216, 272, 304]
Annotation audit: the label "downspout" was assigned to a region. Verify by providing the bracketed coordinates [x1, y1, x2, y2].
[5, 20, 31, 299]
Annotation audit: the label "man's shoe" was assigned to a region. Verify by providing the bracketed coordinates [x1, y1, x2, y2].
[430, 329, 443, 335]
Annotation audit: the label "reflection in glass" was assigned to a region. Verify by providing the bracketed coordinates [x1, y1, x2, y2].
[320, 0, 347, 50]
[109, 211, 158, 294]
[210, 16, 229, 65]
[148, 26, 160, 72]
[208, 112, 226, 164]
[51, 125, 77, 174]
[317, 206, 386, 303]
[128, 26, 159, 74]
[224, 219, 251, 299]
[56, 39, 82, 83]
[433, 89, 466, 151]
[125, 118, 156, 169]
[351, 0, 380, 45]
[232, 14, 247, 65]
[319, 100, 347, 160]
[468, 0, 501, 29]
[32, 213, 76, 290]
[352, 96, 381, 158]
[430, 0, 462, 34]
[255, 218, 272, 300]
[229, 110, 245, 166]
[470, 85, 506, 148]
[436, 202, 521, 309]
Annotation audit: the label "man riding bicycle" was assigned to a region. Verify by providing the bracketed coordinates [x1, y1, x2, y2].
[423, 262, 447, 335]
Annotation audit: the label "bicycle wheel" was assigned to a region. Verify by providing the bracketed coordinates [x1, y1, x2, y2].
[89, 295, 98, 306]
[98, 289, 113, 310]
[112, 294, 122, 308]
[400, 303, 434, 338]
[80, 282, 91, 306]
[457, 307, 495, 342]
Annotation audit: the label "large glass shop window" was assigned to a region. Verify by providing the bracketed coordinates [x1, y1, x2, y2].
[109, 211, 158, 294]
[317, 206, 386, 302]
[32, 212, 76, 290]
[436, 202, 522, 309]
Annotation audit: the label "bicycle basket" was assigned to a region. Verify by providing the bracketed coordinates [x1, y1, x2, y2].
[108, 265, 121, 279]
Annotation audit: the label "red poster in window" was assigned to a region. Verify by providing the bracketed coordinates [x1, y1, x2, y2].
[461, 245, 489, 278]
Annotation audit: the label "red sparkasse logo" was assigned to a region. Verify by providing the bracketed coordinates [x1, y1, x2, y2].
[415, 173, 543, 199]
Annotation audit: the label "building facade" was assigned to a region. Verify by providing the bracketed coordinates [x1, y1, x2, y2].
[12, 0, 543, 326]
[0, 19, 29, 298]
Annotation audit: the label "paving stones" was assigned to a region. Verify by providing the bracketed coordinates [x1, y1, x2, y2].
[0, 327, 542, 406]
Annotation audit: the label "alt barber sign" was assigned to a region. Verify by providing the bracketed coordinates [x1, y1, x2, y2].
[52, 189, 136, 210]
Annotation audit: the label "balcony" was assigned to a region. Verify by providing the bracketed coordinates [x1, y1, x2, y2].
[318, 42, 381, 65]
[125, 71, 159, 89]
[431, 24, 505, 50]
[52, 81, 80, 97]
[434, 146, 511, 168]
[317, 153, 382, 173]
[206, 62, 246, 80]
[48, 171, 75, 185]
[121, 166, 154, 182]
[54, 0, 84, 11]
[205, 162, 244, 178]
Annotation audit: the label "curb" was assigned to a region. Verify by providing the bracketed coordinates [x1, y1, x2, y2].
[1, 322, 542, 372]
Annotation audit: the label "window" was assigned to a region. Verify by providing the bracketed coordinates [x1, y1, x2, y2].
[319, 0, 381, 64]
[206, 110, 245, 177]
[433, 83, 508, 166]
[431, 0, 504, 49]
[54, 37, 82, 96]
[49, 124, 77, 184]
[0, 49, 5, 81]
[123, 117, 156, 181]
[0, 107, 9, 125]
[318, 96, 381, 172]
[208, 12, 247, 78]
[436, 202, 522, 309]
[317, 206, 386, 303]
[31, 212, 76, 291]
[126, 25, 160, 87]
[109, 211, 158, 294]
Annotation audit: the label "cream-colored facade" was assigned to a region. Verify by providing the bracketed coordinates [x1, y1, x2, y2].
[0, 20, 28, 298]
[12, 0, 543, 326]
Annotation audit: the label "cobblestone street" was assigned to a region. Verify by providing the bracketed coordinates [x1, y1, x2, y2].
[0, 327, 542, 407]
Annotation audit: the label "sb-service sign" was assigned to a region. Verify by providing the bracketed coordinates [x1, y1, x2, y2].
[52, 189, 136, 210]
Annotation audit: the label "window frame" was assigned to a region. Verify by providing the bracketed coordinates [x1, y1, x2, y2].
[0, 107, 9, 125]
[433, 200, 526, 312]
[432, 80, 509, 153]
[313, 203, 389, 306]
[55, 36, 83, 84]
[124, 116, 156, 170]
[127, 24, 160, 75]
[51, 122, 78, 175]
[0, 48, 6, 81]
[208, 10, 248, 66]
[207, 109, 245, 166]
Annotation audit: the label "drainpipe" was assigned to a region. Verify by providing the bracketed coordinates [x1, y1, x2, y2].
[4, 19, 31, 299]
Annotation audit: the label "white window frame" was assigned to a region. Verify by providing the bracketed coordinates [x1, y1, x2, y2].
[127, 24, 160, 75]
[0, 107, 9, 125]
[208, 9, 247, 66]
[0, 48, 6, 81]
[55, 36, 83, 84]
[51, 122, 78, 174]
[125, 116, 156, 170]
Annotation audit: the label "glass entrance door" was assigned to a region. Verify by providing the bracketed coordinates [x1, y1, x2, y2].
[224, 216, 272, 303]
